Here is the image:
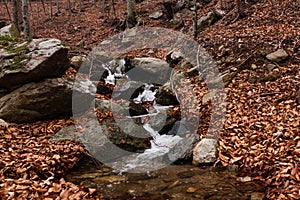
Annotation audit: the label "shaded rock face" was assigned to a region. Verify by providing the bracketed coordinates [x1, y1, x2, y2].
[51, 119, 151, 154]
[0, 38, 69, 90]
[0, 77, 95, 123]
[95, 99, 148, 117]
[0, 21, 6, 29]
[155, 81, 179, 106]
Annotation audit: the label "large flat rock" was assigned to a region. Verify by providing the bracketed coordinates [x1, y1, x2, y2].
[0, 77, 95, 123]
[0, 38, 69, 90]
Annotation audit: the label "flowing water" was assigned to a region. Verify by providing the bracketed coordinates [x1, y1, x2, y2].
[66, 156, 265, 200]
[67, 62, 265, 199]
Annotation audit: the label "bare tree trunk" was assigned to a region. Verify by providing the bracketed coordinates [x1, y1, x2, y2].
[235, 0, 243, 16]
[126, 0, 137, 28]
[4, 0, 11, 21]
[79, 0, 83, 12]
[22, 0, 32, 40]
[193, 0, 198, 40]
[41, 0, 46, 14]
[111, 0, 116, 19]
[55, 0, 60, 15]
[12, 0, 23, 32]
[67, 0, 72, 15]
[50, 0, 53, 18]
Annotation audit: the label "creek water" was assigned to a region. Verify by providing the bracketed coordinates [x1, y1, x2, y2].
[66, 156, 265, 200]
[66, 61, 265, 199]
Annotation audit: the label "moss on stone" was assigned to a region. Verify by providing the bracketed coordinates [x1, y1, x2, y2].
[8, 55, 30, 70]
[0, 35, 15, 47]
[9, 24, 20, 38]
[6, 44, 29, 54]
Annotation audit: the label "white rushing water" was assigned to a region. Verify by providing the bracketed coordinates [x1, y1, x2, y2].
[110, 86, 184, 173]
[101, 59, 184, 173]
[111, 123, 183, 173]
[103, 59, 126, 85]
[133, 83, 157, 103]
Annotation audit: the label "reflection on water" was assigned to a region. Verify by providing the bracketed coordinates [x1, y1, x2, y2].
[66, 156, 265, 200]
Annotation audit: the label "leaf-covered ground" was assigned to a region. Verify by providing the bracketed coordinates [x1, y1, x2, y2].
[0, 0, 299, 199]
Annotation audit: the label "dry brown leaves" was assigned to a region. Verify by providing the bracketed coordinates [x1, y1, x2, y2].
[218, 64, 300, 199]
[0, 119, 101, 199]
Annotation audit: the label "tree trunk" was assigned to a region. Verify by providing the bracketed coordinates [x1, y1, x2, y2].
[193, 0, 198, 39]
[22, 0, 31, 40]
[68, 0, 72, 15]
[235, 0, 243, 16]
[55, 0, 60, 15]
[4, 0, 11, 21]
[50, 0, 53, 17]
[12, 0, 23, 32]
[126, 0, 137, 28]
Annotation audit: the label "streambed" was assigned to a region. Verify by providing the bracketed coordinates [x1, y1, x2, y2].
[66, 156, 265, 200]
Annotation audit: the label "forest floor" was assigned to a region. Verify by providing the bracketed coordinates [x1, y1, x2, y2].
[0, 0, 299, 199]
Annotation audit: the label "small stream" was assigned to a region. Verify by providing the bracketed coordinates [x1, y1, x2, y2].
[66, 59, 265, 199]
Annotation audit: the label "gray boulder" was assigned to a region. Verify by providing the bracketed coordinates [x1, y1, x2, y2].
[149, 11, 163, 19]
[0, 38, 69, 90]
[191, 10, 223, 35]
[266, 49, 288, 62]
[128, 57, 171, 84]
[95, 98, 148, 117]
[193, 138, 218, 165]
[0, 77, 95, 123]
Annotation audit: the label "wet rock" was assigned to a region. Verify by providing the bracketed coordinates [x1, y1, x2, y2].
[148, 107, 178, 134]
[167, 118, 193, 137]
[113, 80, 144, 100]
[104, 119, 151, 151]
[266, 49, 288, 62]
[129, 102, 148, 116]
[96, 82, 112, 95]
[53, 119, 151, 163]
[176, 170, 197, 179]
[149, 11, 163, 19]
[0, 38, 69, 90]
[166, 134, 200, 162]
[0, 77, 95, 123]
[155, 81, 179, 105]
[95, 99, 147, 117]
[129, 57, 171, 83]
[114, 118, 150, 139]
[193, 138, 218, 165]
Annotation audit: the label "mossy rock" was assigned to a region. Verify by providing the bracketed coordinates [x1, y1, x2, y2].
[8, 54, 30, 70]
[9, 24, 20, 38]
